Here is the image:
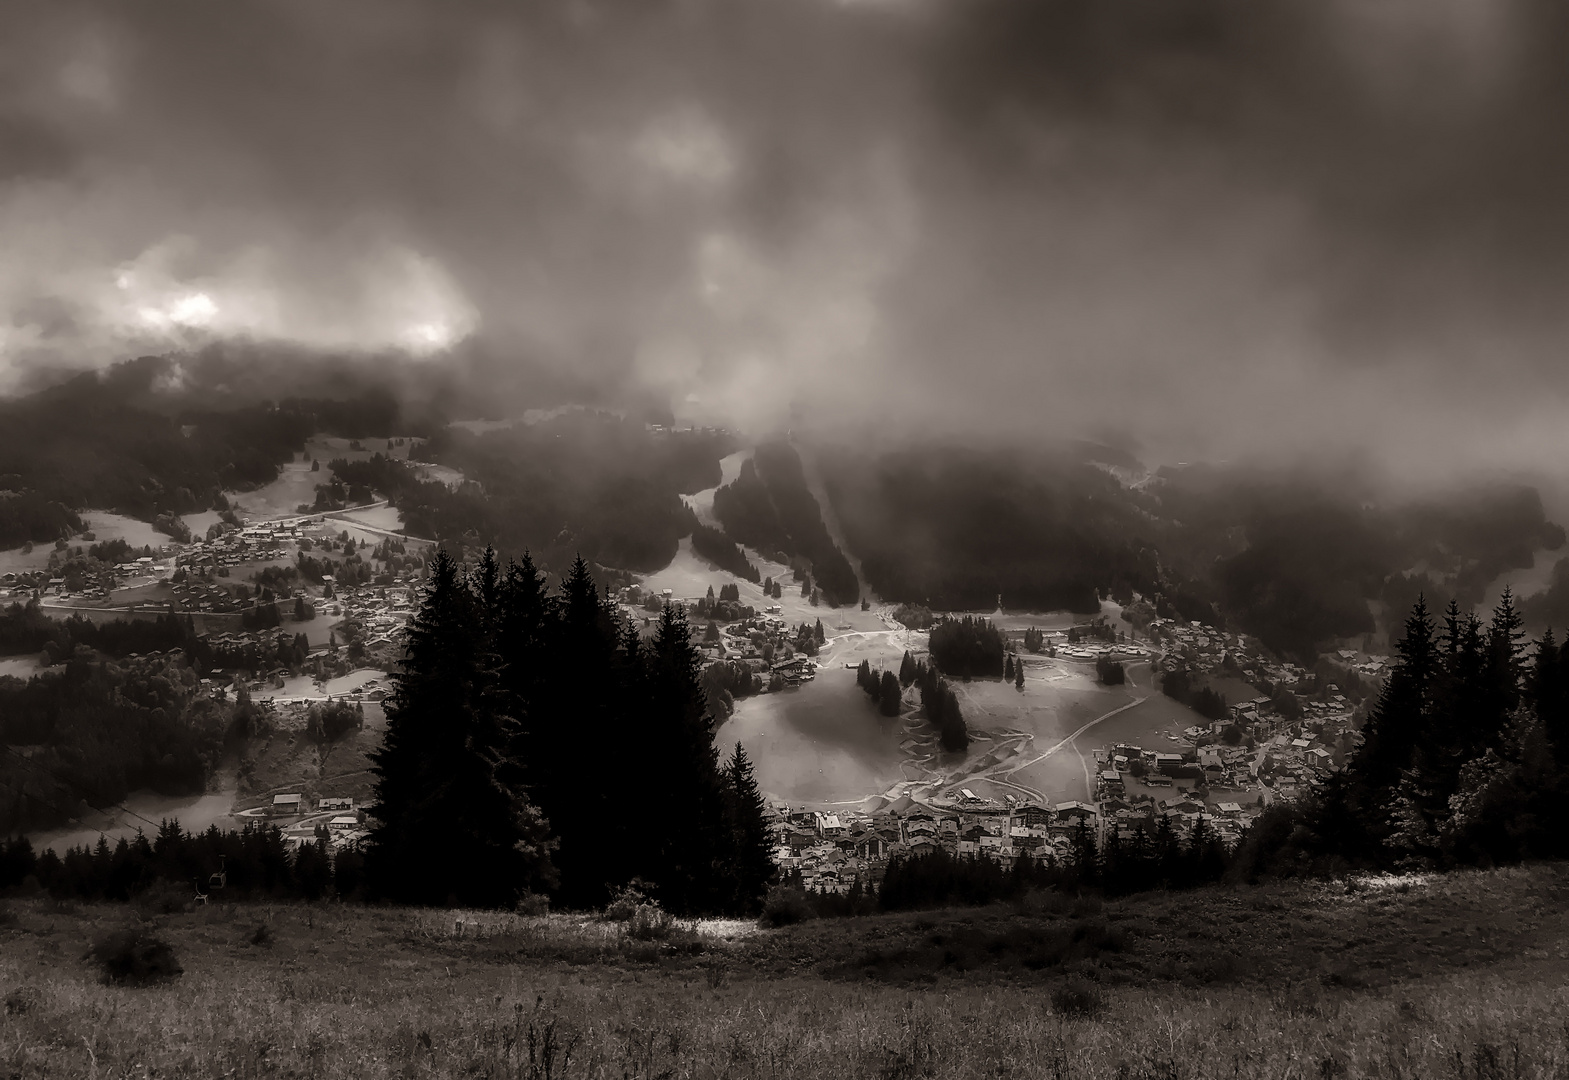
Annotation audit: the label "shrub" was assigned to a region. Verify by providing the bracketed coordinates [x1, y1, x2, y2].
[1050, 979, 1104, 1019]
[626, 903, 675, 941]
[760, 885, 815, 927]
[250, 922, 274, 948]
[605, 880, 652, 922]
[133, 878, 194, 917]
[89, 931, 183, 985]
[1069, 894, 1103, 919]
[515, 891, 550, 916]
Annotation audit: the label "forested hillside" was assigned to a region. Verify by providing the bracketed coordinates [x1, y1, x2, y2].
[0, 357, 417, 548]
[363, 412, 734, 574]
[819, 443, 1566, 661]
[821, 445, 1159, 614]
[712, 441, 859, 606]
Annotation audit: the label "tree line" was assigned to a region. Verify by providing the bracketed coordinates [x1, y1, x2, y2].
[856, 660, 902, 716]
[363, 548, 775, 913]
[0, 603, 207, 665]
[1249, 590, 1569, 873]
[0, 823, 359, 903]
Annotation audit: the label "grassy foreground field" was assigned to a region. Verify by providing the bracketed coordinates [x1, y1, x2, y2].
[6, 865, 1569, 1078]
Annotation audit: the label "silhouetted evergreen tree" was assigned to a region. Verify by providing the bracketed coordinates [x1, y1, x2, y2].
[879, 670, 902, 717]
[641, 602, 730, 913]
[722, 743, 774, 913]
[366, 548, 556, 906]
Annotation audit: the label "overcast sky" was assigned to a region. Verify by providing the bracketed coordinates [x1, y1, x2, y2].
[3, 0, 1569, 478]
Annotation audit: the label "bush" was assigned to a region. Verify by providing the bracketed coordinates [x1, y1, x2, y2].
[627, 902, 675, 941]
[515, 891, 550, 916]
[1050, 979, 1103, 1019]
[606, 880, 652, 921]
[760, 885, 816, 927]
[250, 922, 274, 948]
[89, 931, 183, 985]
[133, 878, 193, 917]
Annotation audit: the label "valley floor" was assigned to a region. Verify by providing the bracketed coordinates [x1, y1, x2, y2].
[5, 864, 1569, 1077]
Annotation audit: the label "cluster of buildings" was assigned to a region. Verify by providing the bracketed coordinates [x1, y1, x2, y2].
[333, 583, 419, 651]
[768, 795, 1228, 893]
[176, 522, 298, 573]
[268, 794, 369, 852]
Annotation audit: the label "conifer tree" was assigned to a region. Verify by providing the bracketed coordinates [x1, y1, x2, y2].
[1015, 658, 1025, 689]
[1005, 654, 1015, 681]
[722, 743, 775, 912]
[1350, 596, 1435, 805]
[366, 548, 556, 906]
[879, 670, 901, 717]
[899, 650, 916, 687]
[642, 602, 729, 913]
[540, 556, 623, 907]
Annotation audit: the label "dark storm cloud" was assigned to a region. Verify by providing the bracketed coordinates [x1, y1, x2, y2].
[1, 0, 1568, 478]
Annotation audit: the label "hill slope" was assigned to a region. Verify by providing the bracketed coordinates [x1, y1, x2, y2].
[5, 863, 1568, 1077]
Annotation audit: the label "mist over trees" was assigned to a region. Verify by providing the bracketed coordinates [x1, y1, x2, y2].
[821, 446, 1157, 614]
[689, 524, 760, 582]
[0, 358, 420, 547]
[712, 442, 859, 607]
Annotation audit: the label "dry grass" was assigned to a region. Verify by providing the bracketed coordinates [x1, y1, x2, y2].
[2, 865, 1568, 1077]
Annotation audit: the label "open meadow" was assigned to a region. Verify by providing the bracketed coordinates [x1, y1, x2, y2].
[5, 864, 1569, 1078]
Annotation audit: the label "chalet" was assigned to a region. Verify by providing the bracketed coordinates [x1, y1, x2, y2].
[1054, 801, 1098, 823]
[1009, 803, 1052, 828]
[317, 797, 354, 812]
[271, 793, 303, 816]
[328, 815, 360, 831]
[853, 835, 889, 860]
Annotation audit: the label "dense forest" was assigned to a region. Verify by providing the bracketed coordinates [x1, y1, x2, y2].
[1153, 467, 1565, 661]
[0, 604, 204, 663]
[324, 415, 734, 578]
[689, 523, 760, 582]
[0, 649, 230, 834]
[821, 445, 1157, 614]
[818, 444, 1565, 662]
[365, 549, 773, 913]
[928, 616, 1007, 678]
[0, 357, 419, 548]
[712, 441, 859, 607]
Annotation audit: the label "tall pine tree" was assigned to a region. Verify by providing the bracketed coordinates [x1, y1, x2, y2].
[366, 548, 556, 906]
[722, 743, 775, 913]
